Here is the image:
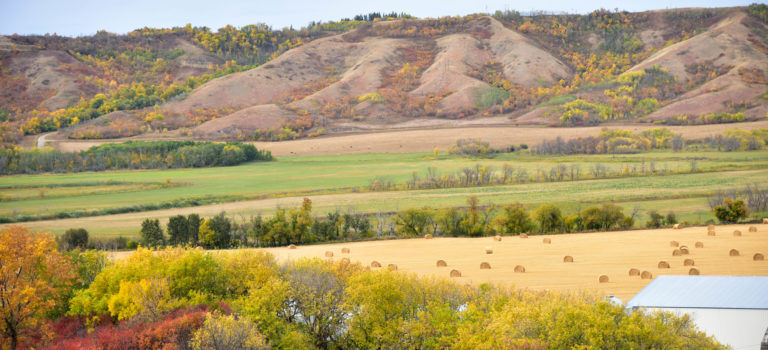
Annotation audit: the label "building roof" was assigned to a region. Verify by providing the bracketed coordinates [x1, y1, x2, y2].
[626, 275, 768, 310]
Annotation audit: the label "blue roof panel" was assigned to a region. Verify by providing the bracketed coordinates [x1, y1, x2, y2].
[626, 275, 768, 309]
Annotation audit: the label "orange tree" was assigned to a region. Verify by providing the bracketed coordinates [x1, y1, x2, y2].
[0, 226, 76, 349]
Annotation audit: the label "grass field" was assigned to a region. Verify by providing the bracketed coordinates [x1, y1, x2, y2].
[108, 223, 768, 301]
[2, 149, 767, 237]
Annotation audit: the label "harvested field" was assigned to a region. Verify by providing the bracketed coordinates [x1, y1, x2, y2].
[237, 224, 768, 301]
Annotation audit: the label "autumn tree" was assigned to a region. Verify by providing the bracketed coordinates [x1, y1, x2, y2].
[0, 226, 76, 349]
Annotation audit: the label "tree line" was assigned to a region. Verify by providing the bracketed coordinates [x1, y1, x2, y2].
[129, 198, 647, 250]
[0, 141, 272, 174]
[3, 226, 723, 349]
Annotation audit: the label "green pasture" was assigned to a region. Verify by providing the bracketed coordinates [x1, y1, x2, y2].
[1, 150, 766, 237]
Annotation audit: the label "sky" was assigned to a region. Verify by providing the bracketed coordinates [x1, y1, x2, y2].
[0, 0, 759, 37]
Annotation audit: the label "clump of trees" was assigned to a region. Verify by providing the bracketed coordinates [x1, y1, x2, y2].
[708, 183, 768, 221]
[46, 245, 723, 349]
[0, 140, 272, 174]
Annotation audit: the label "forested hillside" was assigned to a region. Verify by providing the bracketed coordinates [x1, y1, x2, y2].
[1, 6, 767, 146]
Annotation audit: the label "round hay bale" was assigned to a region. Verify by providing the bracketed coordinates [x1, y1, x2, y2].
[388, 264, 398, 271]
[684, 258, 695, 266]
[514, 265, 526, 273]
[680, 247, 689, 255]
[672, 249, 681, 256]
[707, 224, 715, 230]
[628, 268, 640, 276]
[542, 238, 551, 244]
[754, 253, 765, 261]
[670, 241, 679, 247]
[325, 251, 334, 258]
[436, 260, 447, 267]
[288, 244, 297, 249]
[494, 235, 502, 241]
[371, 261, 381, 268]
[520, 233, 528, 238]
[598, 275, 609, 283]
[729, 249, 740, 256]
[707, 230, 716, 236]
[563, 255, 574, 263]
[641, 271, 653, 279]
[341, 248, 350, 254]
[763, 218, 768, 224]
[424, 234, 433, 239]
[688, 268, 700, 275]
[480, 262, 491, 269]
[658, 261, 670, 269]
[695, 241, 704, 248]
[733, 230, 742, 237]
[749, 226, 757, 232]
[450, 269, 462, 277]
[673, 224, 681, 229]
[341, 258, 350, 264]
[485, 246, 493, 254]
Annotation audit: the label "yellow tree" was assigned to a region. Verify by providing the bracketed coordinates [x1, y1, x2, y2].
[0, 226, 76, 349]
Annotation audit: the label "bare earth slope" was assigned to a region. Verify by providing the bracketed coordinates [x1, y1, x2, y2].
[630, 12, 768, 120]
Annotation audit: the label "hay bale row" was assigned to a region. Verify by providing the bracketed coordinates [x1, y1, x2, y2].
[641, 271, 653, 279]
[563, 255, 574, 263]
[733, 230, 742, 237]
[598, 275, 609, 283]
[494, 235, 502, 241]
[288, 244, 297, 249]
[684, 258, 695, 266]
[748, 226, 757, 232]
[695, 241, 704, 248]
[480, 262, 491, 269]
[689, 268, 700, 275]
[754, 253, 765, 261]
[325, 251, 334, 258]
[436, 260, 447, 267]
[730, 249, 740, 256]
[450, 269, 462, 277]
[341, 247, 350, 254]
[514, 265, 526, 273]
[542, 238, 551, 244]
[371, 261, 381, 267]
[485, 246, 493, 254]
[658, 261, 670, 269]
[628, 268, 640, 276]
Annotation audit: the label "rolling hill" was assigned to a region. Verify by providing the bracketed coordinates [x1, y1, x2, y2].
[2, 5, 768, 146]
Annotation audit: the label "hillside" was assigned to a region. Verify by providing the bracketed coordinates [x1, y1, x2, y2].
[2, 6, 768, 146]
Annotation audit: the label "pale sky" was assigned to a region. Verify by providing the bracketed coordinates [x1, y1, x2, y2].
[0, 0, 758, 37]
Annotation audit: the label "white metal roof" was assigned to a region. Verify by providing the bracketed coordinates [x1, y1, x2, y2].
[626, 275, 768, 310]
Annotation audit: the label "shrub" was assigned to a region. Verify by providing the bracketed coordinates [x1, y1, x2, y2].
[535, 204, 563, 233]
[714, 198, 747, 223]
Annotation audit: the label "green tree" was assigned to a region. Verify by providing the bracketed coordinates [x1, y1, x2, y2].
[494, 203, 532, 234]
[208, 212, 232, 248]
[714, 198, 747, 223]
[535, 204, 563, 233]
[396, 208, 434, 236]
[645, 210, 664, 228]
[167, 215, 189, 246]
[665, 211, 678, 225]
[140, 218, 165, 247]
[61, 228, 89, 250]
[187, 214, 201, 246]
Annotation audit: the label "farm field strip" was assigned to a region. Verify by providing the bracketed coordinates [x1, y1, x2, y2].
[2, 150, 766, 218]
[8, 168, 768, 237]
